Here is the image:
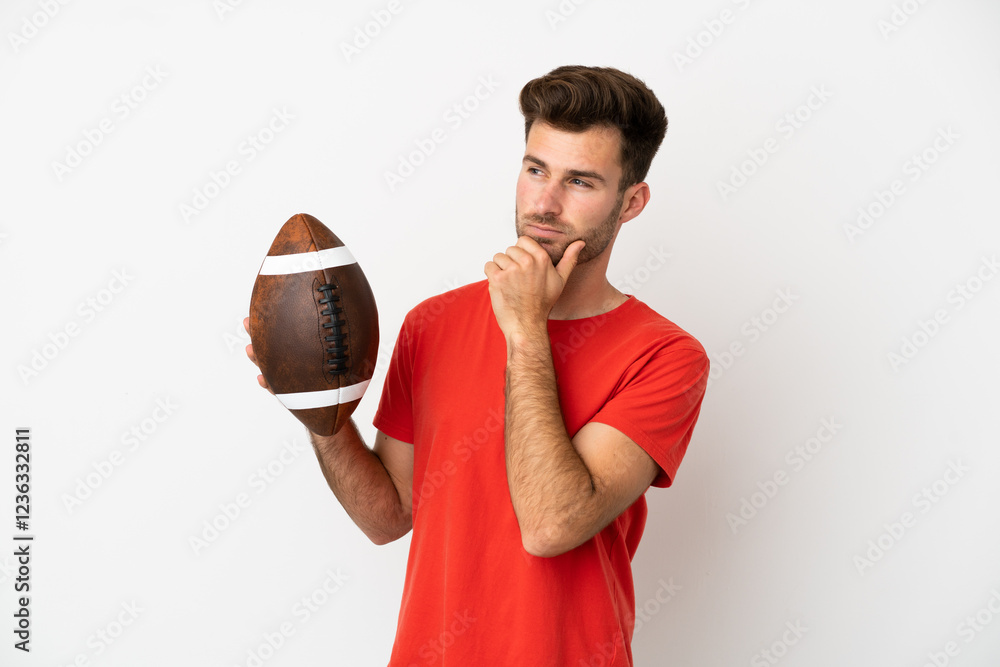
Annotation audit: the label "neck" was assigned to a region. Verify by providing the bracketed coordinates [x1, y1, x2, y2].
[548, 255, 628, 320]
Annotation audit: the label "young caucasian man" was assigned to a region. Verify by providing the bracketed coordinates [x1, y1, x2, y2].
[246, 65, 709, 666]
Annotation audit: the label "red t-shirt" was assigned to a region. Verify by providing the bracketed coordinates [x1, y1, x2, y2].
[373, 280, 708, 666]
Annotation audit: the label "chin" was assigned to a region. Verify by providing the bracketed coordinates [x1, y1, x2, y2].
[519, 232, 567, 265]
[540, 244, 564, 266]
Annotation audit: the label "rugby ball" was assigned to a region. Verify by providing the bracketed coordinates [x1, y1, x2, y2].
[249, 213, 379, 435]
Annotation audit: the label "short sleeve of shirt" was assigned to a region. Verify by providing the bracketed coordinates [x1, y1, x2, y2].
[373, 315, 417, 444]
[591, 344, 709, 488]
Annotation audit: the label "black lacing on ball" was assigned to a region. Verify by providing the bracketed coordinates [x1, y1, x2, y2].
[317, 283, 349, 376]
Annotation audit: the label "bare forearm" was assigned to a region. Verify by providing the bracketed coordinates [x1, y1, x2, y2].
[310, 420, 410, 545]
[504, 331, 596, 554]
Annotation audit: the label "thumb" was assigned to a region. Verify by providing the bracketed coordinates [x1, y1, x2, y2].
[555, 240, 586, 283]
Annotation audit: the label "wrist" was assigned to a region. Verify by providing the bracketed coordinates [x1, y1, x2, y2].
[309, 423, 346, 452]
[506, 325, 549, 359]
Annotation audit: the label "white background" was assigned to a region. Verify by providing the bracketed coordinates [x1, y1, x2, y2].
[2, 0, 999, 665]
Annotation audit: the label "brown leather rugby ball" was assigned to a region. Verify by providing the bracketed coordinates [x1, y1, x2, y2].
[249, 213, 379, 435]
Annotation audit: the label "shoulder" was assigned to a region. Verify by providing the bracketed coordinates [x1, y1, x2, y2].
[401, 279, 491, 336]
[619, 296, 707, 359]
[609, 297, 710, 393]
[407, 280, 487, 319]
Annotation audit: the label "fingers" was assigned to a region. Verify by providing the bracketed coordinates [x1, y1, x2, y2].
[485, 236, 571, 283]
[243, 320, 275, 395]
[555, 240, 586, 283]
[512, 237, 550, 264]
[245, 344, 274, 394]
[247, 349, 275, 395]
[488, 243, 540, 273]
[243, 317, 258, 364]
[492, 247, 524, 268]
[485, 246, 524, 278]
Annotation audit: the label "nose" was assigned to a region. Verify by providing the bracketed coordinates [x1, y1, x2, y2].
[526, 178, 562, 220]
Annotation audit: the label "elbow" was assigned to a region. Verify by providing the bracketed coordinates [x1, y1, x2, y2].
[521, 524, 576, 558]
[365, 514, 412, 546]
[367, 527, 410, 546]
[523, 541, 566, 559]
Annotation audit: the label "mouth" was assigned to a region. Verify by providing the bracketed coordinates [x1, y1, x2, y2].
[526, 224, 564, 239]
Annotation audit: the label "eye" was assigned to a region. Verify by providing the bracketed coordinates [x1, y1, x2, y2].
[570, 178, 591, 188]
[527, 167, 543, 175]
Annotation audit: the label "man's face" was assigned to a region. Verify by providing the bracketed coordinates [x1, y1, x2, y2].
[515, 121, 626, 266]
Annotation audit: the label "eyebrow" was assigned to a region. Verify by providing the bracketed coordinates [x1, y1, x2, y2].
[522, 155, 607, 184]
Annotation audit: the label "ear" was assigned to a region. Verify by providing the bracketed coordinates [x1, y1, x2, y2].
[617, 182, 651, 226]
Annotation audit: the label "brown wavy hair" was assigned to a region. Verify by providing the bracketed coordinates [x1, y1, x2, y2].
[519, 65, 667, 193]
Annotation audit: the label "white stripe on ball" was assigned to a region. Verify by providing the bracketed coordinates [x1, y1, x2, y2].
[274, 379, 371, 410]
[258, 246, 356, 275]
